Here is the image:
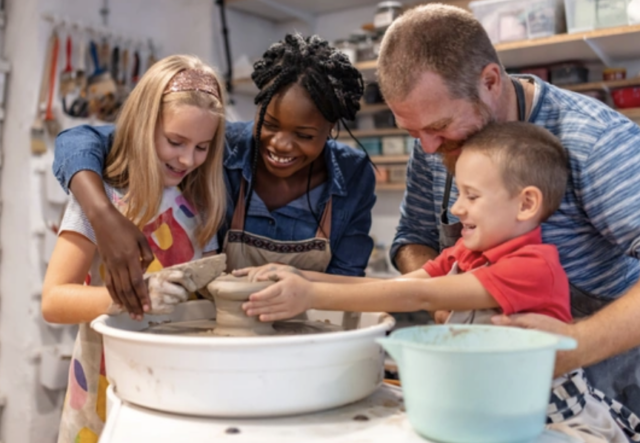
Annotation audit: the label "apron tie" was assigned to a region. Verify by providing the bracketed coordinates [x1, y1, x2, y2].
[547, 369, 640, 441]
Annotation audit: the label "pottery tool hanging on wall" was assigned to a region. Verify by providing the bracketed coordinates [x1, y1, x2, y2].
[87, 39, 116, 100]
[59, 35, 75, 97]
[31, 29, 57, 154]
[131, 50, 140, 85]
[44, 31, 62, 137]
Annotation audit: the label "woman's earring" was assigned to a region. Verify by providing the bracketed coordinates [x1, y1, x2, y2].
[330, 125, 339, 140]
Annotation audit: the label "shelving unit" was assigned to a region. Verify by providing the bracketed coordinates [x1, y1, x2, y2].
[342, 128, 406, 138]
[376, 182, 406, 191]
[564, 78, 640, 92]
[225, 0, 379, 24]
[354, 24, 640, 71]
[231, 77, 257, 95]
[369, 155, 409, 164]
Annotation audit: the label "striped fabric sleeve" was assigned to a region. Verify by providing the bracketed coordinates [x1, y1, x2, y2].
[390, 140, 439, 268]
[579, 120, 640, 258]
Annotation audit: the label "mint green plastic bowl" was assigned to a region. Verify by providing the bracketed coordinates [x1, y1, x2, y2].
[378, 325, 576, 443]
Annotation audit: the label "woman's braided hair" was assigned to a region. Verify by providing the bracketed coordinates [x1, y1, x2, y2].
[244, 34, 365, 229]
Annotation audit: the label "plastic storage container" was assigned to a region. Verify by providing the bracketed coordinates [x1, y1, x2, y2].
[374, 1, 403, 30]
[469, 0, 566, 43]
[334, 38, 356, 65]
[565, 0, 630, 32]
[549, 64, 589, 85]
[382, 136, 406, 155]
[360, 137, 382, 156]
[373, 110, 396, 128]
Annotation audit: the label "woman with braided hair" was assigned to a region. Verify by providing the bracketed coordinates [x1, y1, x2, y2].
[53, 34, 376, 318]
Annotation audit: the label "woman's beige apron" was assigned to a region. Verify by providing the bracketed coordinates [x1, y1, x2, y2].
[222, 180, 333, 272]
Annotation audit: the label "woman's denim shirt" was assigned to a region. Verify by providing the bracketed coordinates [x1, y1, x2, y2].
[53, 121, 376, 276]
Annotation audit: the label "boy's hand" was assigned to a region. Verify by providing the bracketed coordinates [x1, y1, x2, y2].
[232, 264, 303, 282]
[242, 271, 312, 321]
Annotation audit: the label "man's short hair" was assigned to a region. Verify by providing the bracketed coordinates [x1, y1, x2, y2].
[462, 122, 569, 221]
[378, 3, 503, 102]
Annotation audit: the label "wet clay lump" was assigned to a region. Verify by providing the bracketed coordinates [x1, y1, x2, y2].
[206, 274, 276, 337]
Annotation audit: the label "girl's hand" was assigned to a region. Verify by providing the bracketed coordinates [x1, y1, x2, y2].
[232, 264, 303, 283]
[147, 270, 196, 315]
[242, 271, 312, 321]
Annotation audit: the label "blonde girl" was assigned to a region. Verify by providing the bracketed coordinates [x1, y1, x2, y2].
[42, 55, 226, 443]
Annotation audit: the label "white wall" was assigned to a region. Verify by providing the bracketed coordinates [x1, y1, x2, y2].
[0, 1, 221, 442]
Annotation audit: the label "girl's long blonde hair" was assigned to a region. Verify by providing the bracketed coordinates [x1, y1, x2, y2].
[104, 55, 226, 248]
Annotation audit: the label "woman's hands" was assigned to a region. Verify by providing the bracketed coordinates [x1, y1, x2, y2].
[69, 171, 154, 320]
[98, 204, 155, 318]
[242, 270, 313, 321]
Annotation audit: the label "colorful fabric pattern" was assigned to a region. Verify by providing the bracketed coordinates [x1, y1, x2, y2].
[56, 184, 210, 443]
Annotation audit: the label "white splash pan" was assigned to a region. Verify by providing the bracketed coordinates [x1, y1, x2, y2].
[92, 300, 395, 417]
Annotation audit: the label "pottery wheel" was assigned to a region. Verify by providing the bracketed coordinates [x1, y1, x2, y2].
[142, 318, 343, 336]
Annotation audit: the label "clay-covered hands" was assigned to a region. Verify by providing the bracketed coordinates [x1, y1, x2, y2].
[242, 270, 312, 322]
[147, 270, 197, 315]
[492, 313, 581, 377]
[232, 263, 303, 283]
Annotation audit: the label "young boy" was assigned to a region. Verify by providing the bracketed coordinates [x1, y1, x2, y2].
[238, 122, 640, 442]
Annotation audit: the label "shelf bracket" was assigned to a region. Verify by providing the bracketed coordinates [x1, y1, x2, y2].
[255, 0, 316, 27]
[584, 36, 614, 67]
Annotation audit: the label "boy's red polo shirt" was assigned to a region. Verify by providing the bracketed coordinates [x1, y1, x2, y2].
[423, 227, 572, 323]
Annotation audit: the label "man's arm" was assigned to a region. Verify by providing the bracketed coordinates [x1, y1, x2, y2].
[395, 244, 438, 274]
[390, 141, 441, 273]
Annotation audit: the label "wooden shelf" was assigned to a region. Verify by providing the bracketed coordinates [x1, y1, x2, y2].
[226, 0, 380, 23]
[358, 103, 390, 114]
[231, 78, 257, 96]
[370, 155, 410, 164]
[620, 107, 640, 120]
[376, 182, 406, 191]
[355, 24, 640, 71]
[497, 24, 640, 68]
[345, 128, 407, 138]
[564, 78, 640, 92]
[355, 59, 378, 72]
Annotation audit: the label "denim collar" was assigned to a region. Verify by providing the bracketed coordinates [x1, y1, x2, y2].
[224, 120, 348, 198]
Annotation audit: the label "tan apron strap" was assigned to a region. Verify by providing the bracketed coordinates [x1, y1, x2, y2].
[230, 179, 247, 231]
[316, 197, 332, 239]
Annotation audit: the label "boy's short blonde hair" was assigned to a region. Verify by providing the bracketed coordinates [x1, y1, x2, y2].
[462, 122, 569, 221]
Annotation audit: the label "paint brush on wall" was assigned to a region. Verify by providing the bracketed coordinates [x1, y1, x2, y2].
[31, 30, 57, 154]
[87, 39, 116, 100]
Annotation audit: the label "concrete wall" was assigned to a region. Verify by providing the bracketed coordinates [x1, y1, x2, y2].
[0, 1, 224, 442]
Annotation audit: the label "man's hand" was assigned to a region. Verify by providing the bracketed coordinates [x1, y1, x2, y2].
[434, 310, 450, 324]
[242, 271, 312, 321]
[232, 264, 303, 282]
[147, 270, 195, 315]
[492, 313, 583, 377]
[97, 205, 154, 319]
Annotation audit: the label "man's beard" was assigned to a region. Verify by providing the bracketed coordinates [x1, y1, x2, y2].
[436, 101, 494, 173]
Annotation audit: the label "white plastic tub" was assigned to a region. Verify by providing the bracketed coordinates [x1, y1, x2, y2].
[469, 0, 567, 43]
[92, 300, 395, 417]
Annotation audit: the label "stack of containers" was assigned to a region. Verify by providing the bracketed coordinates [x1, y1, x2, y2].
[468, 0, 567, 43]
